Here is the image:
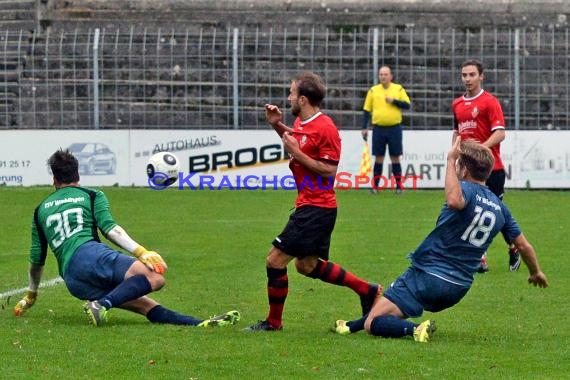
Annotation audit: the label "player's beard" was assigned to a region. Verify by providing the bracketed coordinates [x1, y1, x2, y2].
[290, 102, 301, 117]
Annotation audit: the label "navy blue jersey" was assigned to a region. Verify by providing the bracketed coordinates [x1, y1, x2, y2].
[410, 181, 521, 286]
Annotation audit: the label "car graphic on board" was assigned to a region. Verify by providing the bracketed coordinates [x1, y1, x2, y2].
[67, 142, 117, 175]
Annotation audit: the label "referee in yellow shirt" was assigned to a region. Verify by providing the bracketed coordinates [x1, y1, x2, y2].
[361, 66, 411, 194]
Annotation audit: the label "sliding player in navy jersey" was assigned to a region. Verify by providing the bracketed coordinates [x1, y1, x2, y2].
[332, 138, 548, 342]
[14, 149, 240, 327]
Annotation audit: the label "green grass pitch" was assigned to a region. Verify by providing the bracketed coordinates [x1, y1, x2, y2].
[1, 187, 567, 379]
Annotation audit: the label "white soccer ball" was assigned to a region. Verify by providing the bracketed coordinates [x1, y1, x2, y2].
[146, 152, 180, 186]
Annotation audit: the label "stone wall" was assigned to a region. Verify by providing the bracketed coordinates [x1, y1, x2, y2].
[39, 0, 570, 31]
[1, 1, 568, 129]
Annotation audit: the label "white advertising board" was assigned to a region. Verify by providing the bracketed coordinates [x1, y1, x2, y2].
[0, 130, 129, 187]
[1, 129, 569, 189]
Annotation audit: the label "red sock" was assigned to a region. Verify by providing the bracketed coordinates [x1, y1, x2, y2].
[266, 267, 288, 328]
[309, 260, 370, 296]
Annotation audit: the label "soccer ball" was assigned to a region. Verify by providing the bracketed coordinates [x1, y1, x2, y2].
[146, 152, 180, 186]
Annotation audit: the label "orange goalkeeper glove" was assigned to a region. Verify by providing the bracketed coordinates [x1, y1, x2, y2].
[13, 290, 38, 316]
[133, 245, 167, 274]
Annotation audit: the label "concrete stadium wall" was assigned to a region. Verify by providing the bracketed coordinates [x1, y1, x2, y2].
[39, 0, 570, 31]
[1, 1, 567, 130]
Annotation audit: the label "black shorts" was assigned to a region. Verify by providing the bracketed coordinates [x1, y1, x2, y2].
[272, 205, 337, 259]
[485, 169, 506, 200]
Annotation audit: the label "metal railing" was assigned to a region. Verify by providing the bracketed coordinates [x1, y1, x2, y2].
[0, 26, 568, 129]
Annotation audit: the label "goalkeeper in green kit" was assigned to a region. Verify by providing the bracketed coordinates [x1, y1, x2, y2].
[14, 148, 240, 327]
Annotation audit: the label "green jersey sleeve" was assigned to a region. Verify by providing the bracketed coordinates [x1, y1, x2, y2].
[29, 207, 48, 266]
[93, 190, 117, 235]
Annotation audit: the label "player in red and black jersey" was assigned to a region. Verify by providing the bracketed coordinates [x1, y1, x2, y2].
[244, 72, 381, 332]
[452, 59, 521, 273]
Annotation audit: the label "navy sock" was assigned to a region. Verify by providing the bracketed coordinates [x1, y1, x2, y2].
[369, 315, 417, 338]
[346, 315, 367, 333]
[373, 163, 383, 187]
[392, 163, 402, 189]
[146, 305, 202, 326]
[98, 274, 152, 309]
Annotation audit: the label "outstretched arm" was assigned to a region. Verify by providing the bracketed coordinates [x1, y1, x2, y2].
[14, 263, 43, 316]
[106, 225, 139, 252]
[445, 136, 465, 210]
[511, 234, 548, 288]
[106, 225, 167, 274]
[452, 130, 459, 145]
[27, 263, 43, 292]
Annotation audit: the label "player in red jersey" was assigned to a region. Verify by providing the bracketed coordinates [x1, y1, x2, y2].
[452, 59, 521, 273]
[244, 72, 381, 332]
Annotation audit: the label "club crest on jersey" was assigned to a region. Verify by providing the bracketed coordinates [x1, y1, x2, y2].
[471, 107, 479, 118]
[300, 135, 308, 147]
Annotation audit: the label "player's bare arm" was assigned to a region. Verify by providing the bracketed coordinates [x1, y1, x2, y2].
[451, 129, 459, 144]
[265, 104, 294, 137]
[28, 263, 44, 291]
[106, 225, 139, 252]
[282, 133, 337, 177]
[13, 263, 43, 316]
[107, 225, 168, 274]
[482, 129, 505, 148]
[445, 137, 466, 210]
[511, 234, 549, 288]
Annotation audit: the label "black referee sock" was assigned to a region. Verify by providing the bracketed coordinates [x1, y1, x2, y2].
[392, 163, 402, 189]
[373, 163, 383, 187]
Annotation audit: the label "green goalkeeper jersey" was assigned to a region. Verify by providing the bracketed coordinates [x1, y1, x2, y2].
[30, 186, 117, 276]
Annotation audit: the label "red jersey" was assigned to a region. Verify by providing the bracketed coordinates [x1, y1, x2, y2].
[452, 90, 505, 171]
[289, 112, 341, 208]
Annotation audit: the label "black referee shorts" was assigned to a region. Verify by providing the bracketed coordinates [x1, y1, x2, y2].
[272, 205, 337, 259]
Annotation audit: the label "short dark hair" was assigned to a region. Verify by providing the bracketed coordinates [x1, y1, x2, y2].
[48, 149, 80, 184]
[461, 59, 484, 75]
[294, 71, 326, 107]
[458, 140, 494, 181]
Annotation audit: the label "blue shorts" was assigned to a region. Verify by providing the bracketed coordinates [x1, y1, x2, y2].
[383, 267, 470, 318]
[63, 241, 137, 301]
[372, 124, 403, 157]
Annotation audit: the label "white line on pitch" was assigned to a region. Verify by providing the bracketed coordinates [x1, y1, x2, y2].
[0, 277, 64, 299]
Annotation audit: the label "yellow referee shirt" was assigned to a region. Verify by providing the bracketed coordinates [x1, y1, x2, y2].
[363, 83, 410, 127]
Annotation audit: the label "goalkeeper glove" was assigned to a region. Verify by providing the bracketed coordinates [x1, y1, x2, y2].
[133, 245, 167, 274]
[13, 290, 38, 316]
